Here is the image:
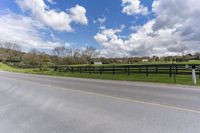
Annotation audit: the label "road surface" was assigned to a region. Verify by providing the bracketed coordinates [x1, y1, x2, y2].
[0, 70, 200, 133]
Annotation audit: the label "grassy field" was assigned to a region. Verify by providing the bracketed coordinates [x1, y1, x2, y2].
[0, 62, 199, 86]
[68, 60, 200, 67]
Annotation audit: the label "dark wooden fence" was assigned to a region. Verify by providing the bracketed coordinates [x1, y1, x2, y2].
[54, 64, 200, 77]
[5, 61, 200, 77]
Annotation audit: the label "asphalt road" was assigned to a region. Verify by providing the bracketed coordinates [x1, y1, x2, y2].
[0, 71, 200, 133]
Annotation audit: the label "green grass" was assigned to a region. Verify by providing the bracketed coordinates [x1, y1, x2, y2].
[0, 62, 199, 86]
[69, 61, 200, 67]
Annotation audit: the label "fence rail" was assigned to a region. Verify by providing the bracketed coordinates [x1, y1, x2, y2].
[5, 62, 200, 77]
[54, 64, 200, 77]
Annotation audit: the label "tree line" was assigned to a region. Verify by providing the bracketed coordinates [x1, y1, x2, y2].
[0, 41, 99, 68]
[0, 41, 200, 68]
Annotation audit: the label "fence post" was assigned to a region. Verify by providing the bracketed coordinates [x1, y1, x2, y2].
[72, 67, 74, 73]
[199, 70, 200, 79]
[93, 67, 95, 74]
[125, 66, 127, 73]
[139, 66, 141, 73]
[146, 66, 148, 76]
[192, 65, 197, 85]
[113, 65, 115, 75]
[102, 66, 104, 75]
[173, 65, 177, 83]
[89, 66, 91, 74]
[86, 67, 88, 74]
[58, 66, 60, 72]
[100, 67, 102, 75]
[156, 65, 158, 74]
[176, 65, 178, 74]
[169, 65, 172, 77]
[80, 67, 82, 73]
[128, 66, 130, 76]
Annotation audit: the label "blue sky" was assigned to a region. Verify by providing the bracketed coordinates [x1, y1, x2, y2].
[0, 0, 199, 57]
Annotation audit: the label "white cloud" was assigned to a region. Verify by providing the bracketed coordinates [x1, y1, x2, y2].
[98, 16, 106, 25]
[0, 12, 64, 50]
[69, 5, 88, 25]
[151, 0, 200, 53]
[16, 0, 88, 32]
[94, 27, 129, 57]
[93, 16, 106, 25]
[94, 33, 108, 44]
[94, 0, 200, 57]
[129, 25, 140, 31]
[121, 0, 148, 16]
[47, 0, 56, 4]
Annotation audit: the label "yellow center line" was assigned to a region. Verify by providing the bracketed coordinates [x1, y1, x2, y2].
[53, 86, 200, 114]
[2, 75, 200, 114]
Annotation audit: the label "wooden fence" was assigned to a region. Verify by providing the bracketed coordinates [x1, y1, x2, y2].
[54, 64, 200, 77]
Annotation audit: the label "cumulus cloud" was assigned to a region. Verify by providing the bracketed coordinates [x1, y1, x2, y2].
[94, 0, 200, 57]
[150, 0, 200, 54]
[16, 0, 88, 32]
[152, 0, 200, 40]
[94, 21, 155, 57]
[121, 0, 148, 15]
[0, 12, 64, 50]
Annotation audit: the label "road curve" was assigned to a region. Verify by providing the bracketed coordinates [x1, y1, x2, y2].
[0, 70, 200, 133]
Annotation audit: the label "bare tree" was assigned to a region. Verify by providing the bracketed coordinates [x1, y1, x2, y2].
[52, 46, 72, 57]
[81, 46, 99, 64]
[29, 48, 40, 55]
[3, 41, 20, 51]
[52, 46, 73, 65]
[180, 46, 188, 57]
[0, 41, 21, 60]
[72, 48, 81, 58]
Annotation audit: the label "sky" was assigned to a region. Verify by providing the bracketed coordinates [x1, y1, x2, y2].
[0, 0, 200, 57]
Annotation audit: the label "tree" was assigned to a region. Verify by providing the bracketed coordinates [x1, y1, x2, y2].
[180, 46, 188, 57]
[52, 46, 72, 65]
[72, 48, 81, 59]
[22, 53, 40, 67]
[81, 46, 99, 64]
[52, 46, 72, 57]
[0, 41, 21, 61]
[29, 48, 40, 55]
